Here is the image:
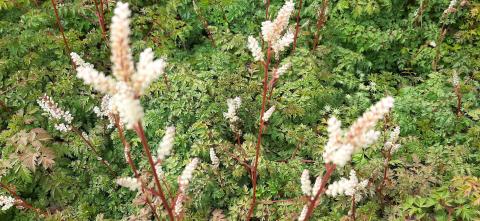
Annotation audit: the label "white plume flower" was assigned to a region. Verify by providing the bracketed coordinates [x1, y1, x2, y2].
[323, 97, 394, 167]
[325, 170, 368, 202]
[300, 169, 312, 196]
[93, 95, 116, 128]
[210, 148, 220, 169]
[224, 97, 242, 133]
[0, 195, 15, 211]
[247, 36, 263, 62]
[71, 52, 118, 95]
[73, 3, 169, 131]
[179, 158, 200, 188]
[385, 126, 401, 153]
[274, 62, 291, 79]
[262, 0, 295, 43]
[157, 126, 176, 161]
[262, 106, 276, 122]
[110, 1, 134, 81]
[116, 177, 141, 191]
[272, 28, 294, 57]
[311, 176, 322, 198]
[298, 205, 308, 221]
[111, 88, 143, 129]
[37, 94, 73, 132]
[175, 158, 200, 215]
[132, 48, 167, 95]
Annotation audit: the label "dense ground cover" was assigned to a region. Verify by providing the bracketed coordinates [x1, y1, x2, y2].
[0, 0, 479, 220]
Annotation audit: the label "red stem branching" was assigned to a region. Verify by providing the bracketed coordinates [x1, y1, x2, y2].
[246, 43, 272, 221]
[292, 0, 303, 52]
[0, 182, 49, 217]
[133, 122, 175, 221]
[50, 0, 75, 69]
[113, 116, 160, 221]
[312, 0, 329, 50]
[303, 163, 337, 220]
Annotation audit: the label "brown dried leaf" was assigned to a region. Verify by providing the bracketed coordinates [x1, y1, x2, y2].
[39, 147, 55, 169]
[210, 209, 227, 221]
[19, 150, 39, 172]
[31, 128, 51, 141]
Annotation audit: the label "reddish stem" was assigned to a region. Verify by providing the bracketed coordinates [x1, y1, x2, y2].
[133, 123, 175, 221]
[50, 0, 75, 69]
[0, 182, 49, 217]
[234, 131, 241, 146]
[246, 43, 272, 221]
[376, 149, 392, 204]
[351, 195, 356, 221]
[303, 163, 336, 220]
[114, 116, 160, 221]
[265, 0, 271, 19]
[312, 0, 329, 50]
[92, 0, 108, 42]
[292, 0, 303, 52]
[455, 85, 463, 117]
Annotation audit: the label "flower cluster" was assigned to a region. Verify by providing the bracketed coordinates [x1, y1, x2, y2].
[156, 126, 176, 161]
[93, 95, 117, 128]
[261, 0, 294, 43]
[174, 158, 200, 216]
[247, 36, 263, 62]
[71, 2, 167, 129]
[273, 62, 291, 79]
[444, 0, 458, 14]
[300, 170, 312, 196]
[261, 0, 295, 57]
[262, 106, 276, 122]
[325, 170, 368, 202]
[116, 177, 141, 191]
[323, 96, 394, 167]
[384, 126, 401, 154]
[37, 94, 74, 132]
[298, 205, 308, 221]
[0, 195, 15, 211]
[223, 97, 242, 134]
[299, 169, 323, 198]
[210, 148, 220, 169]
[453, 72, 460, 87]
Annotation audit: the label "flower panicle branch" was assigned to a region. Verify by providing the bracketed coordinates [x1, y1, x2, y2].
[72, 2, 174, 220]
[37, 94, 73, 132]
[157, 126, 176, 162]
[246, 1, 295, 220]
[210, 148, 220, 169]
[299, 96, 394, 221]
[174, 158, 200, 217]
[71, 3, 167, 129]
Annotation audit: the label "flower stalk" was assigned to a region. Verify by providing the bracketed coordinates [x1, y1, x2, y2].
[292, 0, 303, 52]
[50, 0, 74, 69]
[0, 182, 49, 217]
[133, 123, 175, 221]
[113, 116, 160, 221]
[312, 0, 329, 50]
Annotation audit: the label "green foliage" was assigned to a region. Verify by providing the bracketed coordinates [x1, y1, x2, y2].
[0, 0, 479, 220]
